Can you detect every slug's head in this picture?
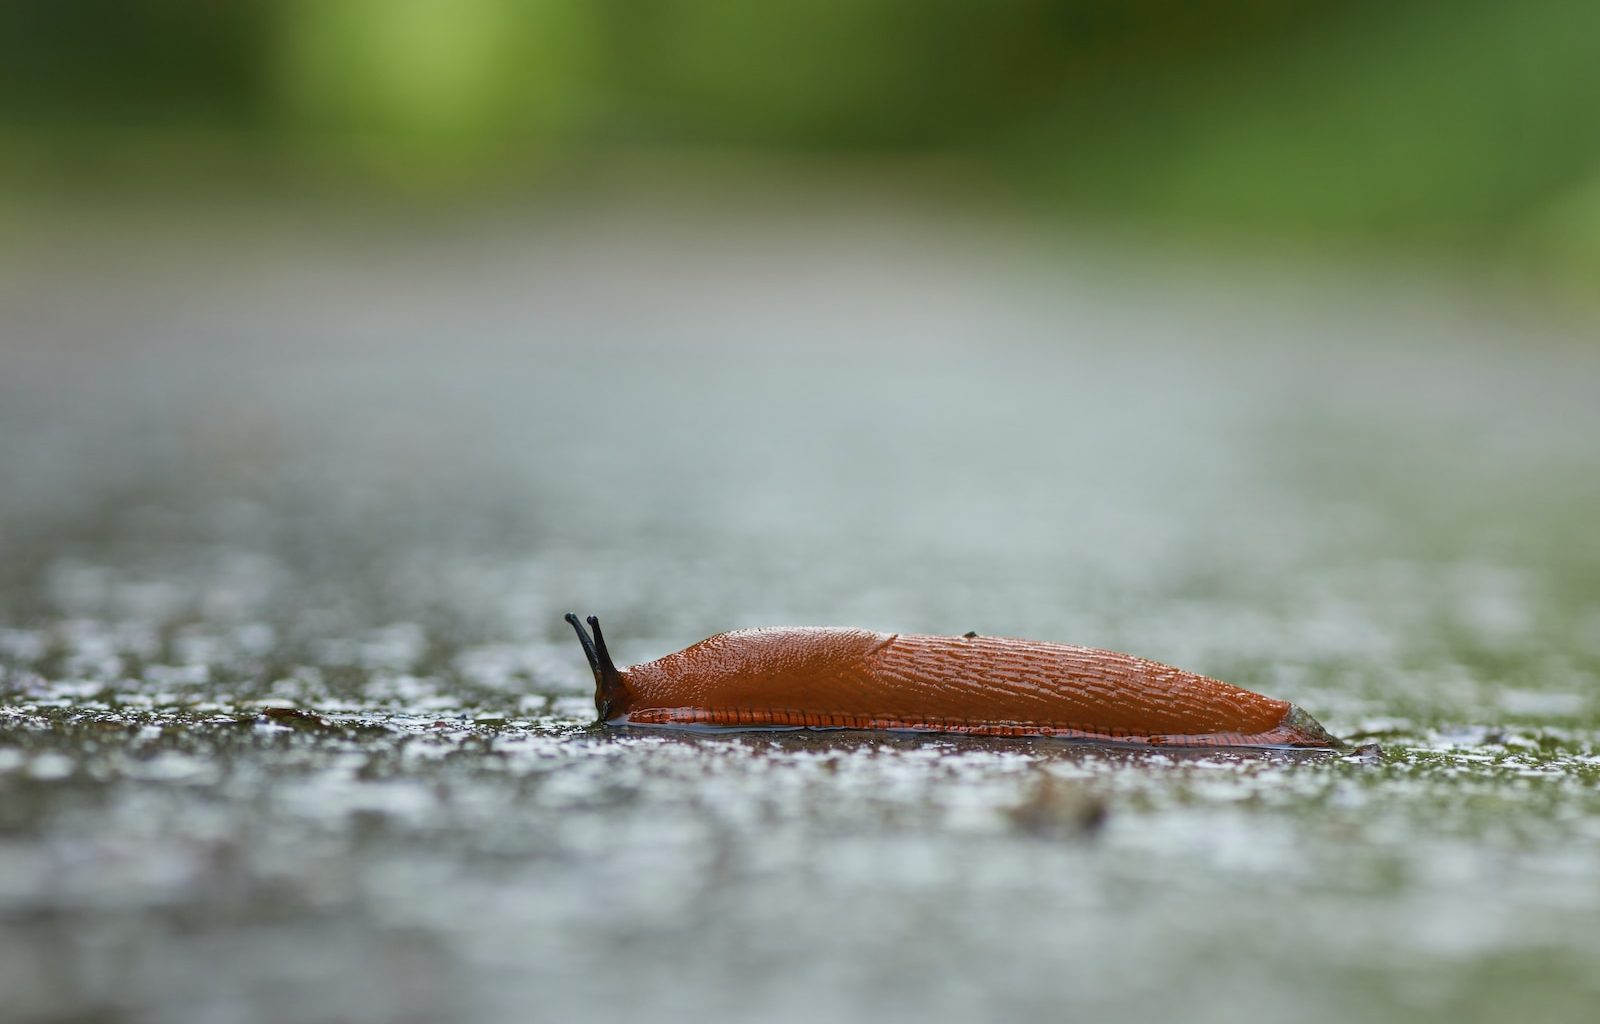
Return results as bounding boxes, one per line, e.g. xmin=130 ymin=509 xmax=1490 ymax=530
xmin=565 ymin=613 xmax=630 ymax=722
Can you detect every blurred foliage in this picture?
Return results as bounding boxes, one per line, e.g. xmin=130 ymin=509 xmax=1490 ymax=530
xmin=2 ymin=0 xmax=1599 ymax=271
xmin=275 ymin=0 xmax=597 ymax=173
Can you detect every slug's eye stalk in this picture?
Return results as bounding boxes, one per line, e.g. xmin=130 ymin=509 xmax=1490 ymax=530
xmin=565 ymin=612 xmax=628 ymax=722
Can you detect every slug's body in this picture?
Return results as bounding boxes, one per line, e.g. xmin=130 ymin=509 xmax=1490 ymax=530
xmin=565 ymin=615 xmax=1337 ymax=749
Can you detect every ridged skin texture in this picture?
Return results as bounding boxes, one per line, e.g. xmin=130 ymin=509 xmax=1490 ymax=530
xmin=613 ymin=628 xmax=1337 ymax=748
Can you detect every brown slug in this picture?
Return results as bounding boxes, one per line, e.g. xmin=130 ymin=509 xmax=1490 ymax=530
xmin=564 ymin=614 xmax=1337 ymax=748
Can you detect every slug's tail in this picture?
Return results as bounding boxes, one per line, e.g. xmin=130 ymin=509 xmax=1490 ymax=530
xmin=565 ymin=612 xmax=629 ymax=722
xmin=1279 ymin=703 xmax=1343 ymax=748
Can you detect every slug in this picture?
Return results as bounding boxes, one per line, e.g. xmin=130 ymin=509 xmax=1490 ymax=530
xmin=563 ymin=614 xmax=1337 ymax=749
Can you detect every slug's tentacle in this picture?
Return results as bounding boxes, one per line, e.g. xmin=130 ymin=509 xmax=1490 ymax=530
xmin=564 ymin=613 xmax=600 ymax=676
xmin=564 ymin=612 xmax=629 ymax=720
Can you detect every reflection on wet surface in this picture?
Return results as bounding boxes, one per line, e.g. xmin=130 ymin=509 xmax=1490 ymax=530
xmin=3 ymin=202 xmax=1600 ymax=1022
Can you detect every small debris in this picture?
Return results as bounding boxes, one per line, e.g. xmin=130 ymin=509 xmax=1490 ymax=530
xmin=260 ymin=706 xmax=336 ymax=730
xmin=1348 ymin=742 xmax=1384 ymax=766
xmin=1006 ymin=773 xmax=1108 ymax=840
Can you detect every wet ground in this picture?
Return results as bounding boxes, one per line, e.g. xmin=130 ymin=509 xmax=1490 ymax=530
xmin=4 ymin=196 xmax=1600 ymax=1022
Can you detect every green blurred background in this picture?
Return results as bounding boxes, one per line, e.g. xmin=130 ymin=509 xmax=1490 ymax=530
xmin=4 ymin=0 xmax=1600 ymax=285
